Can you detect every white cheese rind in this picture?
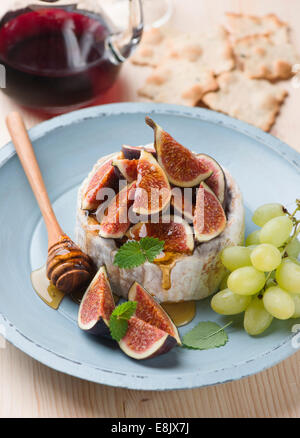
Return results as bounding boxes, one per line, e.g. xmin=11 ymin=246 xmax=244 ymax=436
xmin=76 ymin=152 xmax=245 ymax=302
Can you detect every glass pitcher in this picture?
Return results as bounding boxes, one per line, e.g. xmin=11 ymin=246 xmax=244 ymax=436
xmin=0 ymin=0 xmax=143 ymax=113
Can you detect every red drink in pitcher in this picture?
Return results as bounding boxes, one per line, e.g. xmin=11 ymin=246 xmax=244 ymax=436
xmin=0 ymin=2 xmax=143 ymax=113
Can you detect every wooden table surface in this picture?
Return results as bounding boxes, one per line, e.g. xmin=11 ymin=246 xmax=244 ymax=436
xmin=0 ymin=0 xmax=299 ymax=418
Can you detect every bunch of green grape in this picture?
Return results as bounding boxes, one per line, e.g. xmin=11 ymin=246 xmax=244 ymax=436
xmin=211 ymin=202 xmax=300 ymax=336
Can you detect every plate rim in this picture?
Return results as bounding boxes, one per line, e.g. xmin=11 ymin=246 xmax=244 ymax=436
xmin=1 ymin=102 xmax=299 ymax=391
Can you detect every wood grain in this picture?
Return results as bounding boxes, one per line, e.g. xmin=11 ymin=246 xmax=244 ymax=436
xmin=0 ymin=0 xmax=299 ymax=418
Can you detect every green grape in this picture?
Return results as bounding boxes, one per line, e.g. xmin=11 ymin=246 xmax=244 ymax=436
xmin=291 ymin=294 xmax=300 ymax=318
xmin=259 ymin=216 xmax=293 ymax=247
xmin=221 ymin=246 xmax=252 ymax=271
xmin=252 ymin=203 xmax=285 ymax=227
xmin=227 ymin=267 xmax=266 ymax=296
xmin=263 ymin=286 xmax=295 ymax=320
xmin=247 ymin=245 xmax=258 ymax=250
xmin=244 ymin=297 xmax=273 ymax=336
xmin=219 ymin=272 xmax=230 ymax=290
xmin=211 ymin=289 xmax=251 ymax=315
xmin=245 ymin=230 xmax=261 ymax=246
xmin=276 ymin=258 xmax=300 ymax=294
xmin=285 ymin=238 xmax=300 ymax=259
xmin=250 ymin=244 xmax=282 ymax=272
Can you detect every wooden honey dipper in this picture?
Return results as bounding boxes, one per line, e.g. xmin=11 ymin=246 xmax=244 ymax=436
xmin=6 ymin=112 xmax=95 ymax=294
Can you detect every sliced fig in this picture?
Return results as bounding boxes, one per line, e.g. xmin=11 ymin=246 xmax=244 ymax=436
xmin=126 ymin=215 xmax=194 ymax=254
xmin=171 ymin=187 xmax=195 ymax=223
xmin=112 ymin=159 xmax=138 ymax=183
xmin=100 ymin=182 xmax=136 ymax=239
xmin=82 ymin=159 xmax=118 ymax=211
xmin=119 ymin=316 xmax=177 ymax=360
xmin=122 ymin=144 xmax=156 ymax=160
xmin=128 ymin=282 xmax=181 ymax=345
xmin=78 ymin=266 xmax=115 ymax=336
xmin=146 ymin=117 xmax=212 ymax=187
xmin=197 ymin=153 xmax=227 ymax=206
xmin=133 ymin=150 xmax=171 ymax=215
xmin=193 ymin=182 xmax=227 ymax=242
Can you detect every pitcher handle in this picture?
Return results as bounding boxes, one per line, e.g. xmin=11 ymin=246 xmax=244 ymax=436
xmin=107 ymin=0 xmax=143 ymax=63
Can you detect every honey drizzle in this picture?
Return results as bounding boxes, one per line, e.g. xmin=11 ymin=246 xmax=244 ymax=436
xmin=31 ymin=265 xmax=65 ymax=309
xmin=153 ymin=252 xmax=184 ymax=290
xmin=161 ymin=301 xmax=196 ymax=327
xmin=153 ymin=252 xmax=196 ymax=326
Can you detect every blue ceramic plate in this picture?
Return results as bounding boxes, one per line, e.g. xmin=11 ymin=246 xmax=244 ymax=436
xmin=0 ymin=103 xmax=299 ymax=390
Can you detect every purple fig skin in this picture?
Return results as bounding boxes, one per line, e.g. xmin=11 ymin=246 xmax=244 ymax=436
xmin=82 ymin=318 xmax=111 ymax=338
xmin=146 ymin=334 xmax=177 ymax=359
xmin=120 ymin=331 xmax=177 ymax=360
xmin=113 ymin=165 xmax=125 ymax=182
xmin=224 ymin=182 xmax=231 ymax=216
xmin=196 ymin=153 xmax=227 ymax=207
xmin=223 ymin=176 xmax=228 ymax=211
xmin=122 ymin=144 xmax=157 ymax=160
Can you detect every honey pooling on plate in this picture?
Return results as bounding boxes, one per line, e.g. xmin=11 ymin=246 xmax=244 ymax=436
xmin=161 ymin=301 xmax=196 ymax=327
xmin=31 ymin=265 xmax=65 ymax=309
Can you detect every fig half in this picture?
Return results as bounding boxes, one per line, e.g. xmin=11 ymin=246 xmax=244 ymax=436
xmin=193 ymin=182 xmax=227 ymax=242
xmin=78 ymin=266 xmax=115 ymax=336
xmin=122 ymin=144 xmax=156 ymax=160
xmin=119 ymin=316 xmax=177 ymax=360
xmin=197 ymin=153 xmax=227 ymax=206
xmin=128 ymin=281 xmax=181 ymax=345
xmin=99 ymin=182 xmax=136 ymax=239
xmin=82 ymin=159 xmax=118 ymax=211
xmin=112 ymin=159 xmax=138 ymax=183
xmin=133 ymin=150 xmax=171 ymax=215
xmin=126 ymin=215 xmax=194 ymax=254
xmin=146 ymin=117 xmax=212 ymax=187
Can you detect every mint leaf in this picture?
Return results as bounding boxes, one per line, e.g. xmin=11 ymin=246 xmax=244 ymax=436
xmin=109 ymin=315 xmax=129 ymax=342
xmin=140 ymin=237 xmax=165 ymax=262
xmin=109 ymin=301 xmax=137 ymax=342
xmin=182 ymin=321 xmax=231 ymax=350
xmin=114 ymin=237 xmax=164 ymax=269
xmin=112 ymin=301 xmax=137 ymax=319
xmin=114 ymin=240 xmax=146 ymax=269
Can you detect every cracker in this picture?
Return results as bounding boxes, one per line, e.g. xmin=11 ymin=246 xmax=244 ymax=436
xmin=131 ymin=28 xmax=171 ymax=67
xmin=166 ymin=27 xmax=235 ymax=75
xmin=202 ymin=70 xmax=287 ymax=131
xmin=225 ymin=12 xmax=289 ymax=43
xmin=234 ymin=34 xmax=300 ymax=80
xmin=132 ymin=27 xmax=235 ymax=74
xmin=138 ymin=59 xmax=218 ymax=106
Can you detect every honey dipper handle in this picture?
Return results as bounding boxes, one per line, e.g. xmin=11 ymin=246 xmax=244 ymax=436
xmin=6 ymin=112 xmax=63 ymax=248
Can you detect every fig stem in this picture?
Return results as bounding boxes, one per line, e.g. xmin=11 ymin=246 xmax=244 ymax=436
xmin=145 ymin=116 xmax=156 ymax=131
